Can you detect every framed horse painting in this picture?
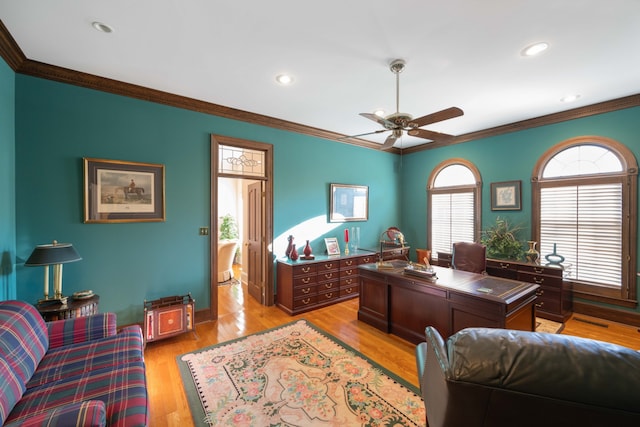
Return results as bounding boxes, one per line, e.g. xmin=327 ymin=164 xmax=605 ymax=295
xmin=83 ymin=158 xmax=165 ymax=223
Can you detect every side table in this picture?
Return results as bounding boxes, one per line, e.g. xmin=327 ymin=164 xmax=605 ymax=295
xmin=36 ymin=295 xmax=100 ymax=321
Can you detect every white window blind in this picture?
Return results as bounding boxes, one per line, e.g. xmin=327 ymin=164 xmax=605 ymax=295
xmin=540 ymin=183 xmax=622 ymax=287
xmin=431 ymin=191 xmax=475 ymax=258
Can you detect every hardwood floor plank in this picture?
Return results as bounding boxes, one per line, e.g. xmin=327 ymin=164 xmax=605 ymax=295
xmin=144 ymin=281 xmax=640 ymax=426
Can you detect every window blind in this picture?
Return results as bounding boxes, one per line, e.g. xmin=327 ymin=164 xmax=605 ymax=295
xmin=540 ymin=183 xmax=622 ymax=287
xmin=431 ymin=191 xmax=475 ymax=258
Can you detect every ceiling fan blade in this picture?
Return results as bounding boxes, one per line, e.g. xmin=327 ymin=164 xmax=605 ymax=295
xmin=407 ymin=107 xmax=464 ymax=128
xmin=380 ymin=130 xmax=401 ymax=150
xmin=339 ymin=129 xmax=389 ymax=140
xmin=407 ymin=128 xmax=455 ymax=143
xmin=359 ymin=112 xmax=399 ymax=130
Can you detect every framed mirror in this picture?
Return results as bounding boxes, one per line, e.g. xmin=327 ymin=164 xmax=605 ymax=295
xmin=329 ymin=183 xmax=368 ymax=222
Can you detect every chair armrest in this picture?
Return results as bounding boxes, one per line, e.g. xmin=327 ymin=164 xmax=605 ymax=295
xmin=47 ymin=313 xmax=117 ymax=349
xmin=3 ymin=400 xmax=106 ymax=427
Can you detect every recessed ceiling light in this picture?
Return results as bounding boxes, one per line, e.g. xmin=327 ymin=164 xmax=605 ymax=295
xmin=560 ymin=94 xmax=581 ymax=103
xmin=275 ymin=74 xmax=293 ymax=85
xmin=521 ymin=42 xmax=549 ymax=57
xmin=92 ymin=21 xmax=114 ymax=33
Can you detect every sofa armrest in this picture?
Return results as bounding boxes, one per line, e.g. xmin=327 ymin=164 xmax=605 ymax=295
xmin=47 ymin=313 xmax=117 ymax=349
xmin=4 ymin=400 xmax=106 ymax=427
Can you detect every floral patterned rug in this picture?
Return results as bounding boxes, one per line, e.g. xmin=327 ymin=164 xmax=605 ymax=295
xmin=177 ymin=319 xmax=425 ymax=426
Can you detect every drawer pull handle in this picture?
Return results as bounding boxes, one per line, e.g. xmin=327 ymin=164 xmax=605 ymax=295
xmin=324 ymin=273 xmax=333 ymax=279
xmin=534 ymin=277 xmax=544 ymax=284
xmin=302 ymin=277 xmax=311 ymax=284
xmin=536 ymin=289 xmax=544 ymax=296
xmin=535 ymin=302 xmax=544 ymax=308
xmin=325 ymin=283 xmax=333 ymax=289
xmin=363 ymin=257 xmax=371 ymax=262
xmin=346 ymin=269 xmax=354 ymax=275
xmin=302 ymin=298 xmax=311 ymax=305
xmin=325 ymin=293 xmax=333 ymax=299
xmin=324 ymin=263 xmax=334 ymax=269
xmin=500 ymin=263 xmax=510 ymax=269
xmin=345 ymin=260 xmax=354 ymax=266
xmin=345 ymin=279 xmax=353 ymax=285
xmin=534 ymin=267 xmax=544 ymax=274
xmin=302 ymin=266 xmax=311 ymax=273
xmin=345 ymin=288 xmax=353 ymax=294
xmin=302 ymin=287 xmax=310 ymax=294
xmin=168 ymin=319 xmax=174 ymax=325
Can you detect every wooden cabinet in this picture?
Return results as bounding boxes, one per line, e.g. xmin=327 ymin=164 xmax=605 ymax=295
xmin=486 ymin=259 xmax=571 ymax=323
xmin=143 ymin=294 xmax=195 ymax=343
xmin=36 ymin=295 xmax=99 ymax=321
xmin=277 ymin=251 xmax=376 ymax=315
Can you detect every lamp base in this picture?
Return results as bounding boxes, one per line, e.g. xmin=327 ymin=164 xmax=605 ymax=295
xmin=37 ymin=296 xmax=68 ymax=306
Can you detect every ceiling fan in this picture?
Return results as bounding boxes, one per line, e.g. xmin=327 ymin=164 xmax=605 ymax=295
xmin=347 ymin=59 xmax=464 ymax=150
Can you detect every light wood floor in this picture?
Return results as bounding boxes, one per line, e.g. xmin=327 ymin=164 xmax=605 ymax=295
xmin=144 ymin=280 xmax=640 ymax=427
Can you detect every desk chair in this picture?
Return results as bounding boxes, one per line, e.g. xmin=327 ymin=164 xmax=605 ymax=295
xmin=452 ymin=242 xmax=486 ymax=274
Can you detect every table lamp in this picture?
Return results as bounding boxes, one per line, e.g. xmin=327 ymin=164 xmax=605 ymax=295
xmin=25 ymin=240 xmax=82 ymax=305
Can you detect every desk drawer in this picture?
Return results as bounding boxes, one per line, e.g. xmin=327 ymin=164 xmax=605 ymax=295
xmin=317 ymin=290 xmax=339 ymax=302
xmin=340 ymin=258 xmax=358 ymax=268
xmin=318 ymin=271 xmax=339 ymax=282
xmin=293 ymin=295 xmax=318 ymax=309
xmin=293 ymin=275 xmax=317 ymax=287
xmin=292 ymin=264 xmax=317 ymax=276
xmin=318 ymin=281 xmax=339 ymax=292
xmin=518 ymin=272 xmax=562 ymax=289
xmin=293 ymin=285 xmax=317 ymax=298
xmin=358 ymin=255 xmax=376 ymax=264
xmin=318 ymin=260 xmax=339 ymax=272
xmin=340 ymin=276 xmax=358 ymax=288
xmin=341 ymin=267 xmax=358 ymax=277
xmin=340 ymin=285 xmax=358 ymax=297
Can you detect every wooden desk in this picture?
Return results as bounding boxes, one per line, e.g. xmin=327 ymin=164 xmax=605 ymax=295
xmin=358 ymin=262 xmax=539 ymax=344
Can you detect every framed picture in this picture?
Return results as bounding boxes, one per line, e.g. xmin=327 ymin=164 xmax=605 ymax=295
xmin=83 ymin=157 xmax=165 ymax=223
xmin=329 ymin=183 xmax=368 ymax=222
xmin=491 ymin=180 xmax=521 ymax=211
xmin=324 ymin=237 xmax=341 ymax=255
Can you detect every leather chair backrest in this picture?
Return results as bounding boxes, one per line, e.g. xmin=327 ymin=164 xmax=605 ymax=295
xmin=452 ymin=242 xmax=486 ymax=273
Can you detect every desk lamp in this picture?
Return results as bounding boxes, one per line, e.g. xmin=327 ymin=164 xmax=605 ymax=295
xmin=25 ymin=240 xmax=82 ymax=305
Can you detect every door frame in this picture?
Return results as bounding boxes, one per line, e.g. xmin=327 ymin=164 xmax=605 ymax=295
xmin=209 ymin=134 xmax=274 ymax=320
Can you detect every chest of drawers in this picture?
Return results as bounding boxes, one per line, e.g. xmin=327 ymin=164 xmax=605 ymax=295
xmin=276 ymin=251 xmax=376 ymax=315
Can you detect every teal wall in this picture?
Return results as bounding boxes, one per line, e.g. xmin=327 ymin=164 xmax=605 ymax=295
xmin=13 ymin=75 xmax=400 ymax=324
xmin=400 ymin=106 xmax=640 ymax=314
xmin=0 ymin=59 xmax=16 ymax=301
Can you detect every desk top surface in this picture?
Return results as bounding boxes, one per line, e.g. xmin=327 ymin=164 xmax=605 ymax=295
xmin=360 ymin=261 xmax=538 ymax=303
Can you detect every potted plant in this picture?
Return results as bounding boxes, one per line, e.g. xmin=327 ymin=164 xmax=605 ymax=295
xmin=481 ymin=216 xmax=525 ymax=260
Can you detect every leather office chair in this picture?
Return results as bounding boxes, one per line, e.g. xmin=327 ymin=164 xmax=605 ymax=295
xmin=451 ymin=242 xmax=486 ymax=274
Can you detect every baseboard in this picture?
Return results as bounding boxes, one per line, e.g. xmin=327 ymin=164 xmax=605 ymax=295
xmin=573 ymin=301 xmax=640 ymax=327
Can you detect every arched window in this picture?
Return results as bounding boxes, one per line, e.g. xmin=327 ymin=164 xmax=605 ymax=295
xmin=428 ymin=159 xmax=482 ymax=260
xmin=532 ymin=136 xmax=638 ymax=304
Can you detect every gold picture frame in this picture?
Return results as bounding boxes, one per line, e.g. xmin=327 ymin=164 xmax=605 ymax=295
xmin=329 ymin=183 xmax=369 ymax=222
xmin=83 ymin=157 xmax=166 ymax=223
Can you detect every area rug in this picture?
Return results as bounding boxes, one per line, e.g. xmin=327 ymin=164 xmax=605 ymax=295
xmin=177 ymin=319 xmax=425 ymax=426
xmin=535 ymin=317 xmax=564 ymax=334
xmin=217 ymin=277 xmax=239 ymax=286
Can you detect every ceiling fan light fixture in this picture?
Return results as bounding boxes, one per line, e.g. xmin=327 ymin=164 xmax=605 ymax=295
xmin=275 ymin=74 xmax=294 ymax=85
xmin=91 ymin=21 xmax=114 ymax=33
xmin=374 ymin=109 xmax=385 ymax=117
xmin=522 ymin=42 xmax=549 ymax=57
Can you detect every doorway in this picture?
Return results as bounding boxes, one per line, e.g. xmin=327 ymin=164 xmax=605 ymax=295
xmin=210 ymin=135 xmax=274 ymax=321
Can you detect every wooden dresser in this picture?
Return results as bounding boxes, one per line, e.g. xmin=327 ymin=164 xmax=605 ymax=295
xmin=276 ymin=250 xmax=376 ymax=315
xmin=437 ymin=252 xmax=571 ymax=322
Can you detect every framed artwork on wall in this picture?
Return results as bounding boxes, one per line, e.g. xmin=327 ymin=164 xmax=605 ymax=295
xmin=329 ymin=183 xmax=369 ymax=222
xmin=491 ymin=180 xmax=521 ymax=211
xmin=83 ymin=157 xmax=165 ymax=223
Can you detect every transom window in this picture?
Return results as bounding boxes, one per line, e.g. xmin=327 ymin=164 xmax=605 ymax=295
xmin=532 ymin=136 xmax=637 ymax=305
xmin=428 ymin=159 xmax=482 ymax=260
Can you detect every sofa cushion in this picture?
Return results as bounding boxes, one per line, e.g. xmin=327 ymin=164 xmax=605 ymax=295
xmin=27 ymin=326 xmax=144 ymax=389
xmin=3 ymin=400 xmax=106 ymax=427
xmin=0 ymin=301 xmax=48 ymax=383
xmin=448 ymin=327 xmax=640 ymax=412
xmin=6 ymin=361 xmax=148 ymax=427
xmin=47 ymin=313 xmax=117 ymax=349
xmin=0 ymin=355 xmax=26 ymax=426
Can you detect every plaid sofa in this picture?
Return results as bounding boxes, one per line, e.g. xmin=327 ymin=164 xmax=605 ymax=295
xmin=0 ymin=300 xmax=148 ymax=426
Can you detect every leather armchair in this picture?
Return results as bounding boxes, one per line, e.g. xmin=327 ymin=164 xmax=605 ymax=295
xmin=451 ymin=241 xmax=486 ymax=273
xmin=415 ymin=326 xmax=640 ymax=427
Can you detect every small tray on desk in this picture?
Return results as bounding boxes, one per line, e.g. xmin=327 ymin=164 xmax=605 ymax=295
xmin=403 ymin=264 xmax=437 ymax=280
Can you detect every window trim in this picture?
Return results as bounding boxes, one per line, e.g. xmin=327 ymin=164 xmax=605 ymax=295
xmin=427 ymin=158 xmax=482 ymax=258
xmin=531 ymin=135 xmax=638 ymax=305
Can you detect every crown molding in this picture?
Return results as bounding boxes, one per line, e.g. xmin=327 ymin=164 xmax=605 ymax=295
xmin=0 ymin=20 xmax=637 ymax=154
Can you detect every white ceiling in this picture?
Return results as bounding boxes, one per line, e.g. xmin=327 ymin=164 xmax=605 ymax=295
xmin=2 ymin=0 xmax=640 ymax=149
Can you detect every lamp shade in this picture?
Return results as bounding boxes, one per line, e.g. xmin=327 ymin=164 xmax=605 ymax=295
xmin=25 ymin=241 xmax=82 ymax=266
